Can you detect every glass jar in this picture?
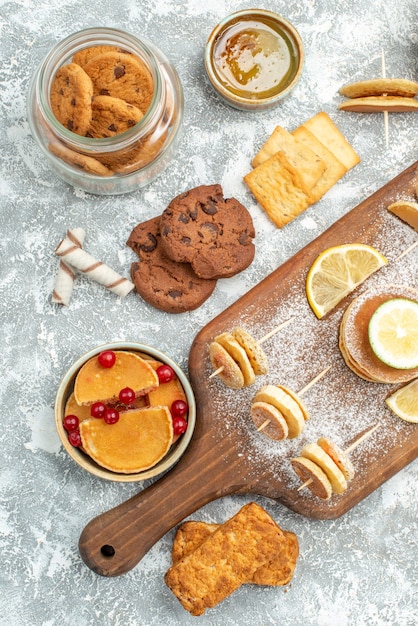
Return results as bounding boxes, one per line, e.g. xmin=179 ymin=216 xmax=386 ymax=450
xmin=27 ymin=27 xmax=184 ymax=195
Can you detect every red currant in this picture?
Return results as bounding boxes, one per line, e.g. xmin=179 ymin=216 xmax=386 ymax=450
xmin=156 ymin=364 xmax=175 ymax=384
xmin=172 ymin=416 xmax=187 ymax=436
xmin=171 ymin=399 xmax=188 ymax=418
xmin=63 ymin=414 xmax=79 ymax=432
xmin=104 ymin=407 xmax=119 ymax=424
xmin=90 ymin=401 xmax=106 ymax=418
xmin=98 ymin=350 xmax=116 ymax=368
xmin=68 ymin=429 xmax=82 ymax=447
xmin=119 ymin=387 xmax=135 ymax=404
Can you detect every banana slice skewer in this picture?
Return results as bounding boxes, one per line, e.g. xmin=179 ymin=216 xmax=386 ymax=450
xmin=291 ymin=424 xmax=379 ymax=500
xmin=251 ymin=365 xmax=331 ymax=441
xmin=208 ymin=317 xmax=294 ymax=388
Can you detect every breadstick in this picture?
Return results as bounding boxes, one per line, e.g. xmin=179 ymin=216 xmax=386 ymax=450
xmin=55 ymin=235 xmax=135 ymax=297
xmin=51 ymin=227 xmax=85 ymax=305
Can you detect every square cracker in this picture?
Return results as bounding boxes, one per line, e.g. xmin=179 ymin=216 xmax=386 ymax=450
xmin=252 ymin=125 xmax=327 ymax=190
xmin=244 ymin=151 xmax=313 ymax=228
xmin=302 ymin=111 xmax=360 ymax=170
xmin=164 ymin=502 xmax=286 ymax=616
xmin=292 ymin=125 xmax=347 ymax=203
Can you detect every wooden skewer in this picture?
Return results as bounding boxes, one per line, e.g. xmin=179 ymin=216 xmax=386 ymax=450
xmin=395 ymin=239 xmax=418 ymax=261
xmin=297 ymin=423 xmax=380 ymax=491
xmin=209 ymin=317 xmax=294 ymax=379
xmin=256 ymin=364 xmax=332 ymax=433
xmin=381 ymin=49 xmax=389 ymax=149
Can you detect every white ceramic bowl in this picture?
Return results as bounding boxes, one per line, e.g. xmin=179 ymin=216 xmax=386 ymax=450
xmin=55 ymin=341 xmax=196 ymax=482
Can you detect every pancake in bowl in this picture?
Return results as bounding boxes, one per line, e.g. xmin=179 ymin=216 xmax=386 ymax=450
xmin=74 ymin=350 xmax=158 ymax=405
xmin=79 ymin=406 xmax=174 ymax=473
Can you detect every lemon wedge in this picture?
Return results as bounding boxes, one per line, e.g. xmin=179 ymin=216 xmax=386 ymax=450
xmin=306 ymin=243 xmax=387 ymax=318
xmin=386 ymin=379 xmax=418 ymax=423
xmin=368 ymin=298 xmax=418 ymax=369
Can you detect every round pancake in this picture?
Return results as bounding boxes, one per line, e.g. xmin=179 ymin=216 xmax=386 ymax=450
xmin=300 ymin=443 xmax=348 ymax=494
xmin=250 ymin=401 xmax=289 ymax=440
xmin=79 ymin=406 xmax=173 ymax=473
xmin=209 ymin=341 xmax=245 ymax=389
xmin=291 ymin=457 xmax=332 ymax=500
xmin=74 ymin=351 xmax=159 ymax=405
xmin=340 ymin=285 xmax=418 ymax=384
xmin=317 ymin=437 xmax=355 ymax=481
xmin=214 ymin=332 xmax=256 ymax=386
xmin=232 ymin=327 xmax=269 ymax=375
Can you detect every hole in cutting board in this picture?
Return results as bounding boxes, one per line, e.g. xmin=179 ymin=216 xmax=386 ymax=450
xmin=101 ymin=544 xmax=116 ymax=558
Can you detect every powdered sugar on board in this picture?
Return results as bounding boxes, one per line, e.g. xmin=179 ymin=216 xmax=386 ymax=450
xmin=192 ymin=167 xmax=417 ymax=514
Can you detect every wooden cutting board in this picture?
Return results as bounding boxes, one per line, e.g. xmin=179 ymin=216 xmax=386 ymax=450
xmin=79 ymin=161 xmax=418 ymax=576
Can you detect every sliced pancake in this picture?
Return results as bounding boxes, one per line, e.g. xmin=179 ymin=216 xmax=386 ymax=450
xmin=79 ymin=406 xmax=173 ymax=473
xmin=291 ymin=456 xmax=332 ymax=500
xmin=250 ymin=401 xmax=289 ymax=440
xmin=65 ymin=392 xmax=93 ymax=422
xmin=209 ymin=341 xmax=245 ymax=389
xmin=74 ymin=351 xmax=159 ymax=405
xmin=254 ymin=385 xmax=305 ymax=438
xmin=214 ymin=332 xmax=256 ymax=386
xmin=232 ymin=327 xmax=269 ymax=375
xmin=317 ymin=437 xmax=355 ymax=481
xmin=300 ymin=443 xmax=347 ymax=494
xmin=145 ymin=359 xmax=188 ymax=442
xmin=340 ymin=285 xmax=418 ymax=384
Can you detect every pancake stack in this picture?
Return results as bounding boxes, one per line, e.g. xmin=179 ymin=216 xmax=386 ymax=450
xmin=339 ymin=284 xmax=418 ymax=383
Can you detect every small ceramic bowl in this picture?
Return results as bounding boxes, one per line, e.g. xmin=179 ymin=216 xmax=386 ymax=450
xmin=55 ymin=342 xmax=196 ymax=482
xmin=205 ymin=9 xmax=304 ymax=111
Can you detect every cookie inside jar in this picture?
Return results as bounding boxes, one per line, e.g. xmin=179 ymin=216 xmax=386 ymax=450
xmin=27 ymin=27 xmax=183 ymax=194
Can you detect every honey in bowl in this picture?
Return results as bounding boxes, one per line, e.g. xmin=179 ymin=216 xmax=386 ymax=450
xmin=205 ymin=10 xmax=304 ymax=110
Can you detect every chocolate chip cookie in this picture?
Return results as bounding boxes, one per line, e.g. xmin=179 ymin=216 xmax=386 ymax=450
xmin=83 ymin=51 xmax=154 ymax=114
xmin=86 ymin=95 xmax=143 ymax=138
xmin=127 ymin=217 xmax=217 ymax=313
xmin=50 ymin=63 xmax=93 ymax=135
xmin=159 ymin=184 xmax=255 ymax=279
xmin=72 ymin=45 xmax=131 ymax=69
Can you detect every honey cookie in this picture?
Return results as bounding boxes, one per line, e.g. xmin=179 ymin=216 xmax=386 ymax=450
xmin=127 ymin=217 xmax=217 ymax=313
xmin=86 ymin=95 xmax=143 ymax=138
xmin=48 ymin=142 xmax=113 ymax=177
xmin=159 ymin=184 xmax=255 ymax=279
xmin=83 ymin=51 xmax=154 ymax=114
xmin=50 ymin=62 xmax=94 ymax=135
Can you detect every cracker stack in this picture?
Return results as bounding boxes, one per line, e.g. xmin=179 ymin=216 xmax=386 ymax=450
xmin=164 ymin=502 xmax=299 ymax=616
xmin=244 ymin=112 xmax=360 ymax=228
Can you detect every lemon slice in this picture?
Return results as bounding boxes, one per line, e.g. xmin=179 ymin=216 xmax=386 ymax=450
xmin=368 ymin=298 xmax=418 ymax=369
xmin=386 ymin=379 xmax=418 ymax=423
xmin=306 ymin=243 xmax=387 ymax=318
